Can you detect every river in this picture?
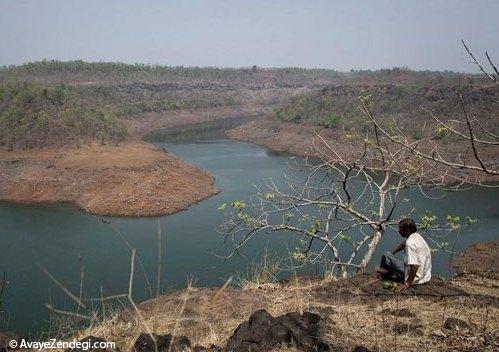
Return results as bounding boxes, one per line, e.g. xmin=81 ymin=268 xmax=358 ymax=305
xmin=0 ymin=116 xmax=498 ymax=335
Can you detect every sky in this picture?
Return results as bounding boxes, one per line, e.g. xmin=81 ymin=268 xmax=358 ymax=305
xmin=0 ymin=0 xmax=498 ymax=72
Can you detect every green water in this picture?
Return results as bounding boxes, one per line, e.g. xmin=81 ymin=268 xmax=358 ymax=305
xmin=0 ymin=117 xmax=498 ymax=336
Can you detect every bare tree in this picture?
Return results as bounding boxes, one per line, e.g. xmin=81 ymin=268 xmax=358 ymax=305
xmin=219 ymin=42 xmax=498 ymax=277
xmin=220 ymin=110 xmax=469 ymax=277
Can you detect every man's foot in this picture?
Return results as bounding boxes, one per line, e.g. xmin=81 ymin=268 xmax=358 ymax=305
xmin=376 ymin=267 xmax=388 ymax=274
xmin=376 ymin=267 xmax=388 ymax=279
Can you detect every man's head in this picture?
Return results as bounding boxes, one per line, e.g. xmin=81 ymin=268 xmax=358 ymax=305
xmin=398 ymin=218 xmax=417 ymax=238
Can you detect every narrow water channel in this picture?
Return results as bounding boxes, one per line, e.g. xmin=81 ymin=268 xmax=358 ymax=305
xmin=1 ymin=116 xmax=498 ymax=335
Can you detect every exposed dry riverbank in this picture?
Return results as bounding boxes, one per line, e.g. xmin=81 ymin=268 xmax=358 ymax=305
xmin=0 ymin=141 xmax=218 ymax=217
xmin=227 ymin=118 xmax=345 ymax=157
xmin=0 ymin=105 xmax=264 ymax=216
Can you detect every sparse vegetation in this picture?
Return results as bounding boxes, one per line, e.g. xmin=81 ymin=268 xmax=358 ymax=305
xmin=1 ymin=60 xmax=496 ymax=149
xmin=1 ymin=48 xmax=498 ymax=352
xmin=0 ymin=79 xmax=237 ymax=149
xmin=0 ymin=82 xmax=127 ymax=149
xmin=42 ymin=261 xmax=499 ymax=352
xmin=272 ymin=84 xmax=499 ymax=140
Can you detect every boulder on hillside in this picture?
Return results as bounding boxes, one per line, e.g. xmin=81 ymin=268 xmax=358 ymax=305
xmin=133 ymin=333 xmax=191 ymax=352
xmin=226 ymin=309 xmax=330 ymax=352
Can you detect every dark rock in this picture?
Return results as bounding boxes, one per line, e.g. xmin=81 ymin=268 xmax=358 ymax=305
xmin=392 ymin=323 xmax=423 ymax=336
xmin=133 ymin=333 xmax=191 ymax=352
xmin=353 ymin=347 xmax=370 ymax=352
xmin=443 ymin=318 xmax=468 ymax=330
xmin=226 ymin=309 xmax=329 ymax=352
xmin=67 ymin=336 xmax=118 ymax=352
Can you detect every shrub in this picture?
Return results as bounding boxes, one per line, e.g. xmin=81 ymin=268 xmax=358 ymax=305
xmin=319 ymin=114 xmax=342 ymax=128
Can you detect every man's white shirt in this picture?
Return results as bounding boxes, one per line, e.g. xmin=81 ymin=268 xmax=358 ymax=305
xmin=405 ymin=232 xmax=432 ymax=284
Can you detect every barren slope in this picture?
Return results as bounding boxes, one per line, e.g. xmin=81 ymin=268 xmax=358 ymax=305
xmin=0 ymin=141 xmax=218 ymax=216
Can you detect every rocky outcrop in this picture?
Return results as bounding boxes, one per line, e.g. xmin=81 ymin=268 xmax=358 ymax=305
xmin=225 ymin=309 xmax=330 ymax=352
xmin=129 ymin=309 xmax=330 ymax=352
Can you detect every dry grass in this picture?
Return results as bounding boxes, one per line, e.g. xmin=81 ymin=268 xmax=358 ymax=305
xmin=55 ymin=272 xmax=496 ymax=352
xmin=39 ymin=237 xmax=498 ymax=352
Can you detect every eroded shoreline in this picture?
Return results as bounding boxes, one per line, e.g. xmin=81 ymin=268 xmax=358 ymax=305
xmin=227 ymin=118 xmax=499 ymax=185
xmin=0 ymin=105 xmax=264 ymax=217
xmin=0 ymin=141 xmax=219 ymax=217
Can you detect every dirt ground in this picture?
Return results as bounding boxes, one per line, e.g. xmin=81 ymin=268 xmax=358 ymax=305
xmin=452 ymin=241 xmax=498 ymax=279
xmin=73 ymin=241 xmax=499 ymax=352
xmin=0 ymin=141 xmax=218 ymax=217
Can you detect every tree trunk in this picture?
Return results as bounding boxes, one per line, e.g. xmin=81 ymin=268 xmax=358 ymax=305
xmin=357 ymin=229 xmax=383 ymax=273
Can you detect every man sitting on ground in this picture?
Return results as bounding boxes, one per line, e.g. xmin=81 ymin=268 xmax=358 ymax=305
xmin=379 ymin=218 xmax=432 ymax=290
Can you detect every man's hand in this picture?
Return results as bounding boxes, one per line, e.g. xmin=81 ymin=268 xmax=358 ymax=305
xmin=401 ymin=264 xmax=419 ymax=292
xmin=399 ymin=282 xmax=411 ymax=292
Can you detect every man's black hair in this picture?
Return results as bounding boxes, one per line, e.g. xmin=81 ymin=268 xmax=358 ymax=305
xmin=398 ymin=218 xmax=417 ymax=235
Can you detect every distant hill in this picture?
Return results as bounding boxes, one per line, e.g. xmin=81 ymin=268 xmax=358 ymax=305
xmin=0 ymin=60 xmax=493 ymax=149
xmin=0 ymin=60 xmax=485 ymax=86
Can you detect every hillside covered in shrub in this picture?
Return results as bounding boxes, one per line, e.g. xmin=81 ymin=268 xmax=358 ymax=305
xmin=272 ymin=83 xmax=499 ymax=139
xmin=0 ymin=61 xmax=494 ymax=149
xmin=0 ymin=82 xmax=128 ymax=149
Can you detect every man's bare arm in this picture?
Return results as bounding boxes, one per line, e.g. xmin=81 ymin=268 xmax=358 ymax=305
xmin=392 ymin=242 xmax=405 ymax=254
xmin=405 ymin=264 xmax=419 ymax=287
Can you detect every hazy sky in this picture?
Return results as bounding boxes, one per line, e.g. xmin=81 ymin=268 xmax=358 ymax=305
xmin=1 ymin=0 xmax=498 ymax=72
